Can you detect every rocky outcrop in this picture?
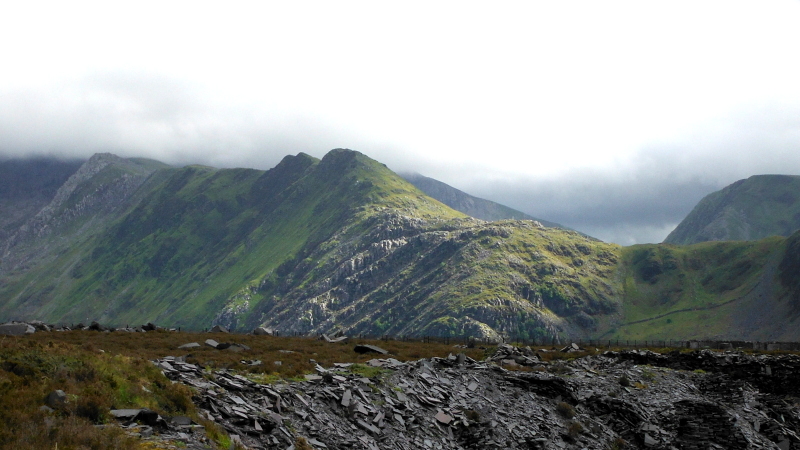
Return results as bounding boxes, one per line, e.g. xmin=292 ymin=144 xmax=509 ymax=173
xmin=147 ymin=348 xmax=800 ymax=449
xmin=238 ymin=210 xmax=615 ymax=340
xmin=1 ymin=153 xmax=164 ymax=274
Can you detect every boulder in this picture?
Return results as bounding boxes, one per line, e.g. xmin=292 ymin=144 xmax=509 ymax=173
xmin=28 ymin=321 xmax=51 ymax=332
xmin=45 ymin=390 xmax=67 ymax=408
xmin=0 ymin=322 xmax=35 ymax=336
xmin=253 ymin=327 xmax=274 ymax=336
xmin=178 ymin=342 xmax=201 ymax=349
xmin=210 ymin=325 xmax=229 ymax=333
xmin=88 ymin=321 xmax=107 ymax=331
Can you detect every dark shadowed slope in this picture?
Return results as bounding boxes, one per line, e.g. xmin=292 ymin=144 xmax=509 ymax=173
xmin=664 ymin=174 xmax=800 ymax=245
xmin=0 ymin=157 xmax=83 ymax=244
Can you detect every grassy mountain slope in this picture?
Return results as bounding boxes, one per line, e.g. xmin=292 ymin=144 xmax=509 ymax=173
xmin=401 ymin=172 xmax=564 ymax=227
xmin=0 ymin=150 xmax=624 ymax=340
xmin=664 ymin=174 xmax=800 ymax=245
xmin=607 ymin=234 xmax=800 ymax=341
xmin=2 ymin=150 xmax=800 ymax=341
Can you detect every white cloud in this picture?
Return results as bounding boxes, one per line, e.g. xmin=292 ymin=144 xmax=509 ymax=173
xmin=1 ymin=1 xmax=800 ymax=243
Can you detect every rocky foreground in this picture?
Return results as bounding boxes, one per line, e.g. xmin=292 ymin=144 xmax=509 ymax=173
xmin=117 ymin=345 xmax=800 ymax=449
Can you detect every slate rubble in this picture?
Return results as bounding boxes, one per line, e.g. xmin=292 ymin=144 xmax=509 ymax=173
xmin=138 ymin=345 xmax=800 ymax=449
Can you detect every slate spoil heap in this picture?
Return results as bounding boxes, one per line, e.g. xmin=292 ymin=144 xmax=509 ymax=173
xmin=140 ymin=346 xmax=800 ymax=450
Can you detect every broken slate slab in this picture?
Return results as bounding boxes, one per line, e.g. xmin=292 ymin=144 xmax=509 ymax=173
xmin=209 ymin=325 xmax=229 ymax=333
xmin=341 ymin=389 xmax=353 ymax=407
xmin=323 ymin=334 xmax=349 ymax=343
xmin=435 ymin=411 xmax=453 ymax=425
xmin=178 ymin=342 xmax=201 ymax=349
xmin=205 ymin=339 xmax=220 ymax=349
xmin=354 ymin=344 xmax=388 ymax=355
xmin=110 ymin=409 xmax=142 ymax=420
xmin=171 ymin=415 xmax=192 ymax=426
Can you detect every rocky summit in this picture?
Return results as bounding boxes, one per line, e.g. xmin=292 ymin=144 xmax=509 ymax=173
xmin=136 ymin=346 xmax=800 ymax=449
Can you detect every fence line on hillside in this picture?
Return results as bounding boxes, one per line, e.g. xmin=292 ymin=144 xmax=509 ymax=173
xmin=268 ymin=330 xmax=800 ymax=352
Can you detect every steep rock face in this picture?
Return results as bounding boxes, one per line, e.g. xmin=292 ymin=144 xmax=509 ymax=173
xmin=0 ymin=157 xmax=83 ymax=246
xmin=0 ymin=154 xmax=166 ymax=275
xmin=220 ymin=211 xmax=620 ymax=341
xmin=664 ymin=175 xmax=800 ymax=244
xmin=401 ymin=172 xmax=564 ymax=227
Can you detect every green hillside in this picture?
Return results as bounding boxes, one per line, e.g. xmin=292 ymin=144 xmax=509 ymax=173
xmin=664 ymin=174 xmax=800 ymax=245
xmin=605 ymin=233 xmax=800 ymax=341
xmin=2 ymin=150 xmax=800 ymax=341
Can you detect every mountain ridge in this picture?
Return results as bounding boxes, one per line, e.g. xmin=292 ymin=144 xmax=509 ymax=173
xmin=1 ymin=150 xmax=799 ymax=342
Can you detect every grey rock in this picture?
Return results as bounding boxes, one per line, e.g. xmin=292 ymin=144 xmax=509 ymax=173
xmin=0 ymin=322 xmax=35 ymax=336
xmin=435 ymin=411 xmax=453 ymax=425
xmin=171 ymin=415 xmax=192 ymax=426
xmin=341 ymin=389 xmax=352 ymax=407
xmin=322 ymin=334 xmax=349 ymax=343
xmin=110 ymin=409 xmax=141 ymax=420
xmin=204 ymin=339 xmax=219 ymax=349
xmin=178 ymin=342 xmax=201 ymax=349
xmin=354 ymin=344 xmax=388 ymax=355
xmin=45 ymin=389 xmax=67 ymax=408
xmin=253 ymin=327 xmax=274 ymax=336
xmin=209 ymin=325 xmax=229 ymax=333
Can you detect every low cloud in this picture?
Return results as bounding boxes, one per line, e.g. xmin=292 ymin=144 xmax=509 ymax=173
xmin=450 ymin=104 xmax=800 ymax=244
xmin=2 ymin=75 xmax=799 ymax=245
xmin=0 ymin=72 xmax=371 ymax=169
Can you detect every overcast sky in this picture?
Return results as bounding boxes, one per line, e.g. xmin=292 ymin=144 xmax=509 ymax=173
xmin=2 ymin=1 xmax=800 ymax=244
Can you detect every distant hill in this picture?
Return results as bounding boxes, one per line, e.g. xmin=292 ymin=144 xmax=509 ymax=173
xmin=401 ymin=172 xmax=564 ymax=227
xmin=664 ymin=175 xmax=800 ymax=245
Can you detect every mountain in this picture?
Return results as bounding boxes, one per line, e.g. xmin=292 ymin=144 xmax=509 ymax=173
xmin=664 ymin=174 xmax=800 ymax=245
xmin=0 ymin=150 xmax=619 ymax=339
xmin=0 ymin=157 xmax=83 ymax=244
xmin=401 ymin=172 xmax=564 ymax=227
xmin=1 ymin=150 xmax=799 ymax=341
